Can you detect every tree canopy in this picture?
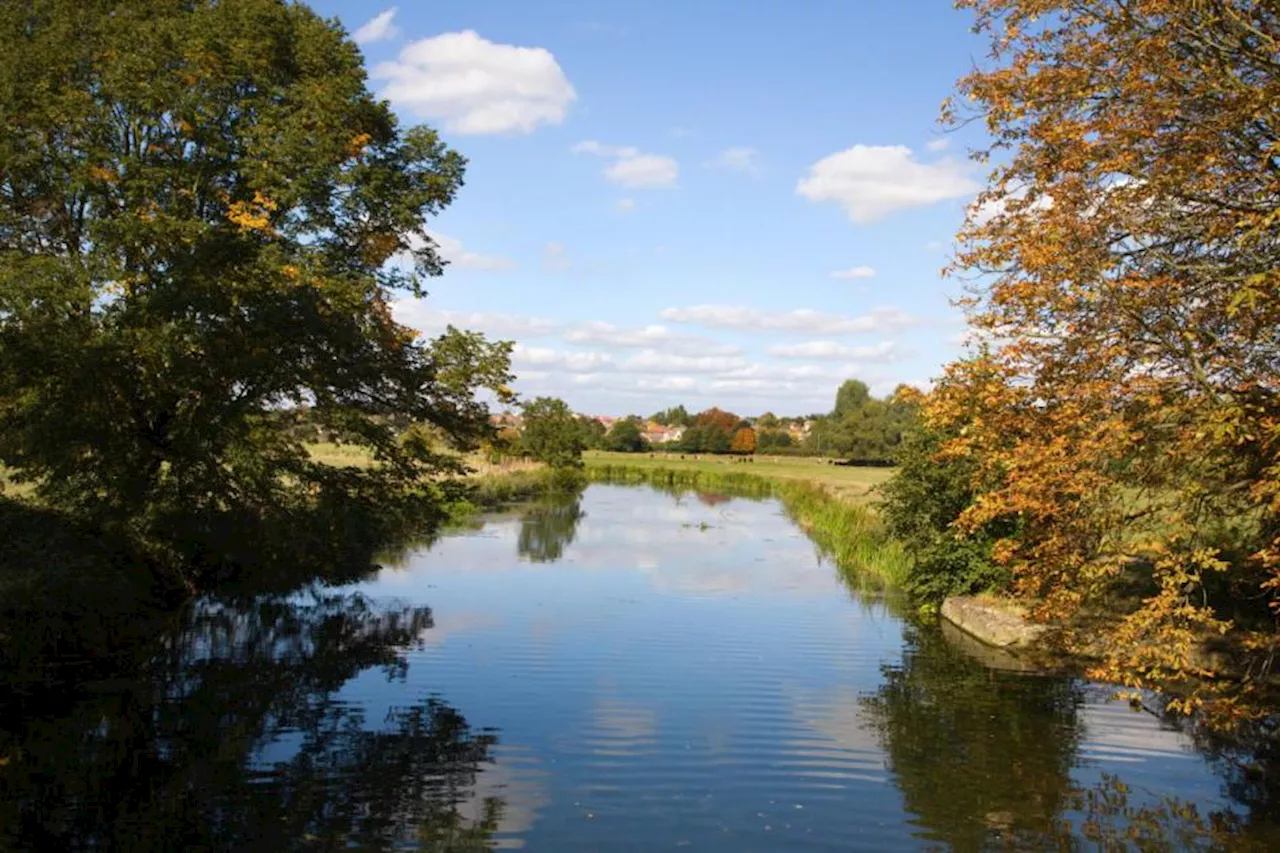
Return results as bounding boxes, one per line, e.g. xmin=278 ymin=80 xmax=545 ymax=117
xmin=519 ymin=397 xmax=585 ymax=470
xmin=0 ymin=0 xmax=512 ymax=552
xmin=899 ymin=0 xmax=1280 ymax=718
xmin=604 ymin=417 xmax=649 ymax=453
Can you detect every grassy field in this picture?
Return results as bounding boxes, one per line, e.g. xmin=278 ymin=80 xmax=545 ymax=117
xmin=584 ymin=450 xmax=893 ymax=505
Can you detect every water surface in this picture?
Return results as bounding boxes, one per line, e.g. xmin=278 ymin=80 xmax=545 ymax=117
xmin=2 ymin=484 xmax=1275 ymax=850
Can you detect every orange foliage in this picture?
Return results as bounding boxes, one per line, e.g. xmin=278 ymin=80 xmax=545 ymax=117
xmin=935 ymin=0 xmax=1280 ymax=720
xmin=730 ymin=427 xmax=756 ymax=455
xmin=694 ymin=407 xmax=740 ymax=433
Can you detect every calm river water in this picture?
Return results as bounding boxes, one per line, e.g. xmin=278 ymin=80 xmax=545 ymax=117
xmin=2 ymin=484 xmax=1277 ymax=850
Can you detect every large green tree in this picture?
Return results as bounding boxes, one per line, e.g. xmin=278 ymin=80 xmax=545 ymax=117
xmin=604 ymin=417 xmax=648 ymax=453
xmin=0 ymin=1 xmax=512 ymax=535
xmin=519 ymin=397 xmax=585 ymax=470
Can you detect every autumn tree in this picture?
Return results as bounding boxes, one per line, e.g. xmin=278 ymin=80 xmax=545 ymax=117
xmin=729 ymin=427 xmax=757 ymax=455
xmin=933 ymin=0 xmax=1280 ymax=715
xmin=680 ymin=408 xmax=741 ymax=453
xmin=0 ymin=0 xmax=512 ymax=559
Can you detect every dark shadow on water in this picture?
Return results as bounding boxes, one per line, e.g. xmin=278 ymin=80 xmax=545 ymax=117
xmin=0 ymin=586 xmax=505 ymax=851
xmin=862 ymin=619 xmax=1280 ymax=850
xmin=0 ymin=489 xmax=521 ymax=850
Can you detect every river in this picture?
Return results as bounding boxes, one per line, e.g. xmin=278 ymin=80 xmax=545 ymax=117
xmin=1 ymin=483 xmax=1276 ymax=850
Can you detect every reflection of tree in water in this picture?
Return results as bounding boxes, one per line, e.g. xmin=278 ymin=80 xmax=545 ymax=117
xmin=863 ymin=621 xmax=1280 ymax=850
xmin=860 ymin=620 xmax=1087 ymax=849
xmin=517 ymin=495 xmax=585 ymax=563
xmin=0 ymin=588 xmax=506 ymax=851
xmin=1179 ymin=715 xmax=1280 ymax=843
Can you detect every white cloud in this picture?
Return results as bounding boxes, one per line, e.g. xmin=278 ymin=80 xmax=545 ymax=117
xmin=562 ymin=322 xmax=740 ymax=356
xmin=637 ymin=376 xmax=698 ymax=391
xmin=620 ymin=350 xmax=748 ymax=374
xmin=513 ymin=345 xmax=613 ymax=372
xmin=705 ymin=146 xmax=760 ymax=175
xmin=968 ymin=185 xmax=1054 ymax=227
xmin=573 ymin=141 xmax=679 ymax=189
xmin=614 ymin=197 xmax=636 ymax=213
xmin=420 ymin=230 xmax=514 ymax=271
xmin=925 ymin=138 xmax=950 ymax=152
xmin=372 ymin=31 xmax=575 ymax=134
xmin=542 ymin=241 xmax=572 ymax=271
xmin=796 ymin=144 xmax=980 ymax=223
xmin=353 ymin=8 xmax=399 ymax=45
xmin=830 ymin=266 xmax=876 ymax=280
xmin=767 ymin=340 xmax=902 ymax=361
xmin=660 ymin=305 xmax=916 ymax=336
xmin=391 ymin=302 xmax=559 ymax=339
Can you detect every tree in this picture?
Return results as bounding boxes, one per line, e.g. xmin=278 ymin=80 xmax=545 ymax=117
xmin=604 ymin=417 xmax=649 ymax=453
xmin=679 ymin=408 xmax=740 ymax=454
xmin=519 ymin=397 xmax=585 ymax=469
xmin=650 ymin=405 xmax=691 ymax=428
xmin=879 ymin=375 xmax=1014 ymax=603
xmin=937 ymin=0 xmax=1280 ymax=715
xmin=729 ymin=427 xmax=757 ymax=455
xmin=0 ymin=0 xmax=512 ymax=552
xmin=576 ymin=416 xmax=607 ymax=450
xmin=833 ymin=379 xmax=871 ymax=419
xmin=756 ymin=412 xmax=779 ymax=430
xmin=757 ymin=430 xmax=794 ymax=451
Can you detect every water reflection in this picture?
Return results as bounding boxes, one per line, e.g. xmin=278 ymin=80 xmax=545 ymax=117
xmin=3 ymin=484 xmax=1279 ymax=851
xmin=863 ymin=618 xmax=1279 ymax=850
xmin=862 ymin=620 xmax=1084 ymax=848
xmin=0 ymin=588 xmax=505 ymax=851
xmin=516 ymin=495 xmax=585 ymax=563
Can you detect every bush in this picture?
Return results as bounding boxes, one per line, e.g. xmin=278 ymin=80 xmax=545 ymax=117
xmin=878 ymin=418 xmax=1015 ymax=604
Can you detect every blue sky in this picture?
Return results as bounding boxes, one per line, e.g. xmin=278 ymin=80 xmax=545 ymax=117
xmin=313 ymin=0 xmax=990 ymax=416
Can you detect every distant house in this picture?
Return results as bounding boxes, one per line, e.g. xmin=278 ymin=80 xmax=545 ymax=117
xmin=786 ymin=420 xmax=812 ymax=440
xmin=593 ymin=415 xmax=618 ymax=430
xmin=490 ymin=412 xmax=523 ymax=431
xmin=643 ymin=423 xmax=684 ymax=444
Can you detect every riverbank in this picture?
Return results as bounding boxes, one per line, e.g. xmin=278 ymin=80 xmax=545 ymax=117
xmin=584 ymin=450 xmax=892 ymax=504
xmin=586 ymin=458 xmax=909 ymax=586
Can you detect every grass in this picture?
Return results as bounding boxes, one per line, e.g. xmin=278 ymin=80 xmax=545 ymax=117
xmin=586 ymin=458 xmax=910 ymax=587
xmin=0 ymin=464 xmax=35 ymax=500
xmin=583 ymin=450 xmax=892 ymax=504
xmin=305 ymin=441 xmax=380 ymax=468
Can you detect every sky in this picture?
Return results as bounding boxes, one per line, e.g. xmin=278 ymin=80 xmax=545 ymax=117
xmin=312 ymin=0 xmax=992 ymax=417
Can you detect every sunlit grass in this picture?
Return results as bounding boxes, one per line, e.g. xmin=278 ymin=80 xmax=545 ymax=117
xmin=584 ymin=450 xmax=893 ymax=505
xmin=0 ymin=465 xmax=36 ymax=500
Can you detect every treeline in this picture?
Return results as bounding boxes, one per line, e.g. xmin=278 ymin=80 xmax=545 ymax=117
xmin=587 ymin=379 xmax=918 ymax=462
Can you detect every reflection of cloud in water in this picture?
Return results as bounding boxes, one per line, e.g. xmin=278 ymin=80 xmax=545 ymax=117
xmin=589 ymin=696 xmax=659 ymax=747
xmin=384 ymin=488 xmax=846 ymax=600
xmin=415 ymin=610 xmax=502 ymax=646
xmin=786 ymin=686 xmax=887 ymax=785
xmin=458 ymin=744 xmax=549 ymax=849
xmin=1079 ymin=700 xmax=1197 ymax=765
